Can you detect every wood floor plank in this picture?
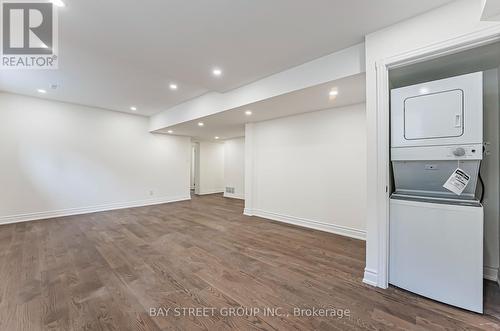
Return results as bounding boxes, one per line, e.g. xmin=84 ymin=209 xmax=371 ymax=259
xmin=0 ymin=193 xmax=498 ymax=330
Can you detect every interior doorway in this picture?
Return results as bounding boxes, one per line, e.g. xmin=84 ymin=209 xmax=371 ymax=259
xmin=372 ymin=28 xmax=500 ymax=289
xmin=381 ymin=38 xmax=500 ymax=313
xmin=191 ymin=142 xmax=200 ymax=195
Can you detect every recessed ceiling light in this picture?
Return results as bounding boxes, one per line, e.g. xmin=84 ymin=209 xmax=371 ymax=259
xmin=329 ymin=89 xmax=339 ymax=97
xmin=198 ymin=122 xmax=204 ymax=127
xmin=245 ymin=110 xmax=252 ymax=116
xmin=167 ymin=130 xmax=173 ymax=134
xmin=214 ymin=136 xmax=219 ymax=140
xmin=37 ymin=89 xmax=47 ymax=94
xmin=212 ymin=68 xmax=222 ymax=77
xmin=169 ymin=83 xmax=178 ymax=90
xmin=52 ymin=0 xmax=66 ymax=7
xmin=130 ymin=106 xmax=137 ymax=111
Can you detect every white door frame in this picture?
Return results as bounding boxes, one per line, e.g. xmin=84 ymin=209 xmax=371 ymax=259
xmin=374 ymin=25 xmax=500 ymax=288
xmin=193 ymin=142 xmax=201 ymax=195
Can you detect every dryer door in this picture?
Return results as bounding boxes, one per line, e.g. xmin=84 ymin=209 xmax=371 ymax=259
xmin=391 ymin=72 xmax=482 ymax=148
xmin=404 ymin=89 xmax=463 ymax=140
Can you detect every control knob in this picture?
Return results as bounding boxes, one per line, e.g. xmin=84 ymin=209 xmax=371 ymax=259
xmin=452 ymin=147 xmax=466 ymax=157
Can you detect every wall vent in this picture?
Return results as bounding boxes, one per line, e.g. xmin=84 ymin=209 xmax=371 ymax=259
xmin=225 ymin=187 xmax=235 ymax=194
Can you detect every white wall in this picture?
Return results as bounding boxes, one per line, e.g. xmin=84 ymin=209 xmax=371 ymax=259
xmin=0 ymin=92 xmax=191 ymax=223
xmin=245 ymin=103 xmax=367 ymax=239
xmin=364 ymin=0 xmax=500 ymax=286
xmin=197 ymin=141 xmax=225 ymax=195
xmin=224 ymin=138 xmax=245 ymax=199
xmin=483 ymin=69 xmax=500 ymax=281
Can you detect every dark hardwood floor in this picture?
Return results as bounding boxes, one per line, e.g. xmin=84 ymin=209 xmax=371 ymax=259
xmin=0 ymin=194 xmax=499 ymax=330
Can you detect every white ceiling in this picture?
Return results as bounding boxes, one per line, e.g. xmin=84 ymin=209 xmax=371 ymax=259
xmin=0 ymin=0 xmax=452 ymax=116
xmin=158 ymin=73 xmax=366 ymax=140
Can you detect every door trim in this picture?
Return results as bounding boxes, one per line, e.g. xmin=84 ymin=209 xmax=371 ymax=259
xmin=373 ymin=24 xmax=500 ymax=288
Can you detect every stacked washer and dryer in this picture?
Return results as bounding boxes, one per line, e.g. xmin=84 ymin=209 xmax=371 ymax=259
xmin=389 ymin=72 xmax=484 ymax=313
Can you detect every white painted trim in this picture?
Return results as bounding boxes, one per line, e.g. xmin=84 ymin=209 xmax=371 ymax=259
xmin=481 ymin=0 xmax=500 ymax=21
xmin=384 ymin=25 xmax=500 ymax=70
xmin=223 ymin=193 xmax=244 ymax=200
xmin=244 ymin=123 xmax=255 ymax=213
xmin=193 ymin=142 xmax=201 ymax=195
xmin=363 ymin=268 xmax=378 ymax=287
xmin=198 ymin=189 xmax=224 ymax=195
xmin=484 ymin=266 xmax=499 ymax=281
xmin=375 ymin=60 xmax=391 ymax=289
xmin=251 ymin=209 xmax=366 ymax=240
xmin=363 ymin=266 xmax=498 ymax=286
xmin=243 ymin=208 xmax=253 ymax=216
xmin=0 ymin=195 xmax=191 ymax=225
xmin=373 ymin=24 xmax=500 ymax=289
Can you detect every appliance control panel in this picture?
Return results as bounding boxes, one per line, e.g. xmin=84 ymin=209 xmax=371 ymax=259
xmin=446 ymin=146 xmax=479 ymax=158
xmin=391 ymin=144 xmax=483 ymax=161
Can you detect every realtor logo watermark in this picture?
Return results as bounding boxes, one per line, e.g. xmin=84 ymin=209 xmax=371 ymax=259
xmin=1 ymin=0 xmax=58 ymax=69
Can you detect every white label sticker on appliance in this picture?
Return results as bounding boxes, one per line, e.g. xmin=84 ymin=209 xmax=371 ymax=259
xmin=443 ymin=168 xmax=470 ymax=195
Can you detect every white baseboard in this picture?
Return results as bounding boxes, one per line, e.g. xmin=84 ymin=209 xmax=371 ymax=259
xmin=363 ymin=268 xmax=378 ymax=287
xmin=223 ymin=193 xmax=244 ymax=200
xmin=243 ymin=208 xmax=253 ymax=216
xmin=484 ymin=266 xmax=499 ymax=281
xmin=198 ymin=189 xmax=224 ymax=195
xmin=0 ymin=195 xmax=191 ymax=225
xmin=250 ymin=209 xmax=366 ymax=240
xmin=362 ymin=266 xmax=497 ymax=288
